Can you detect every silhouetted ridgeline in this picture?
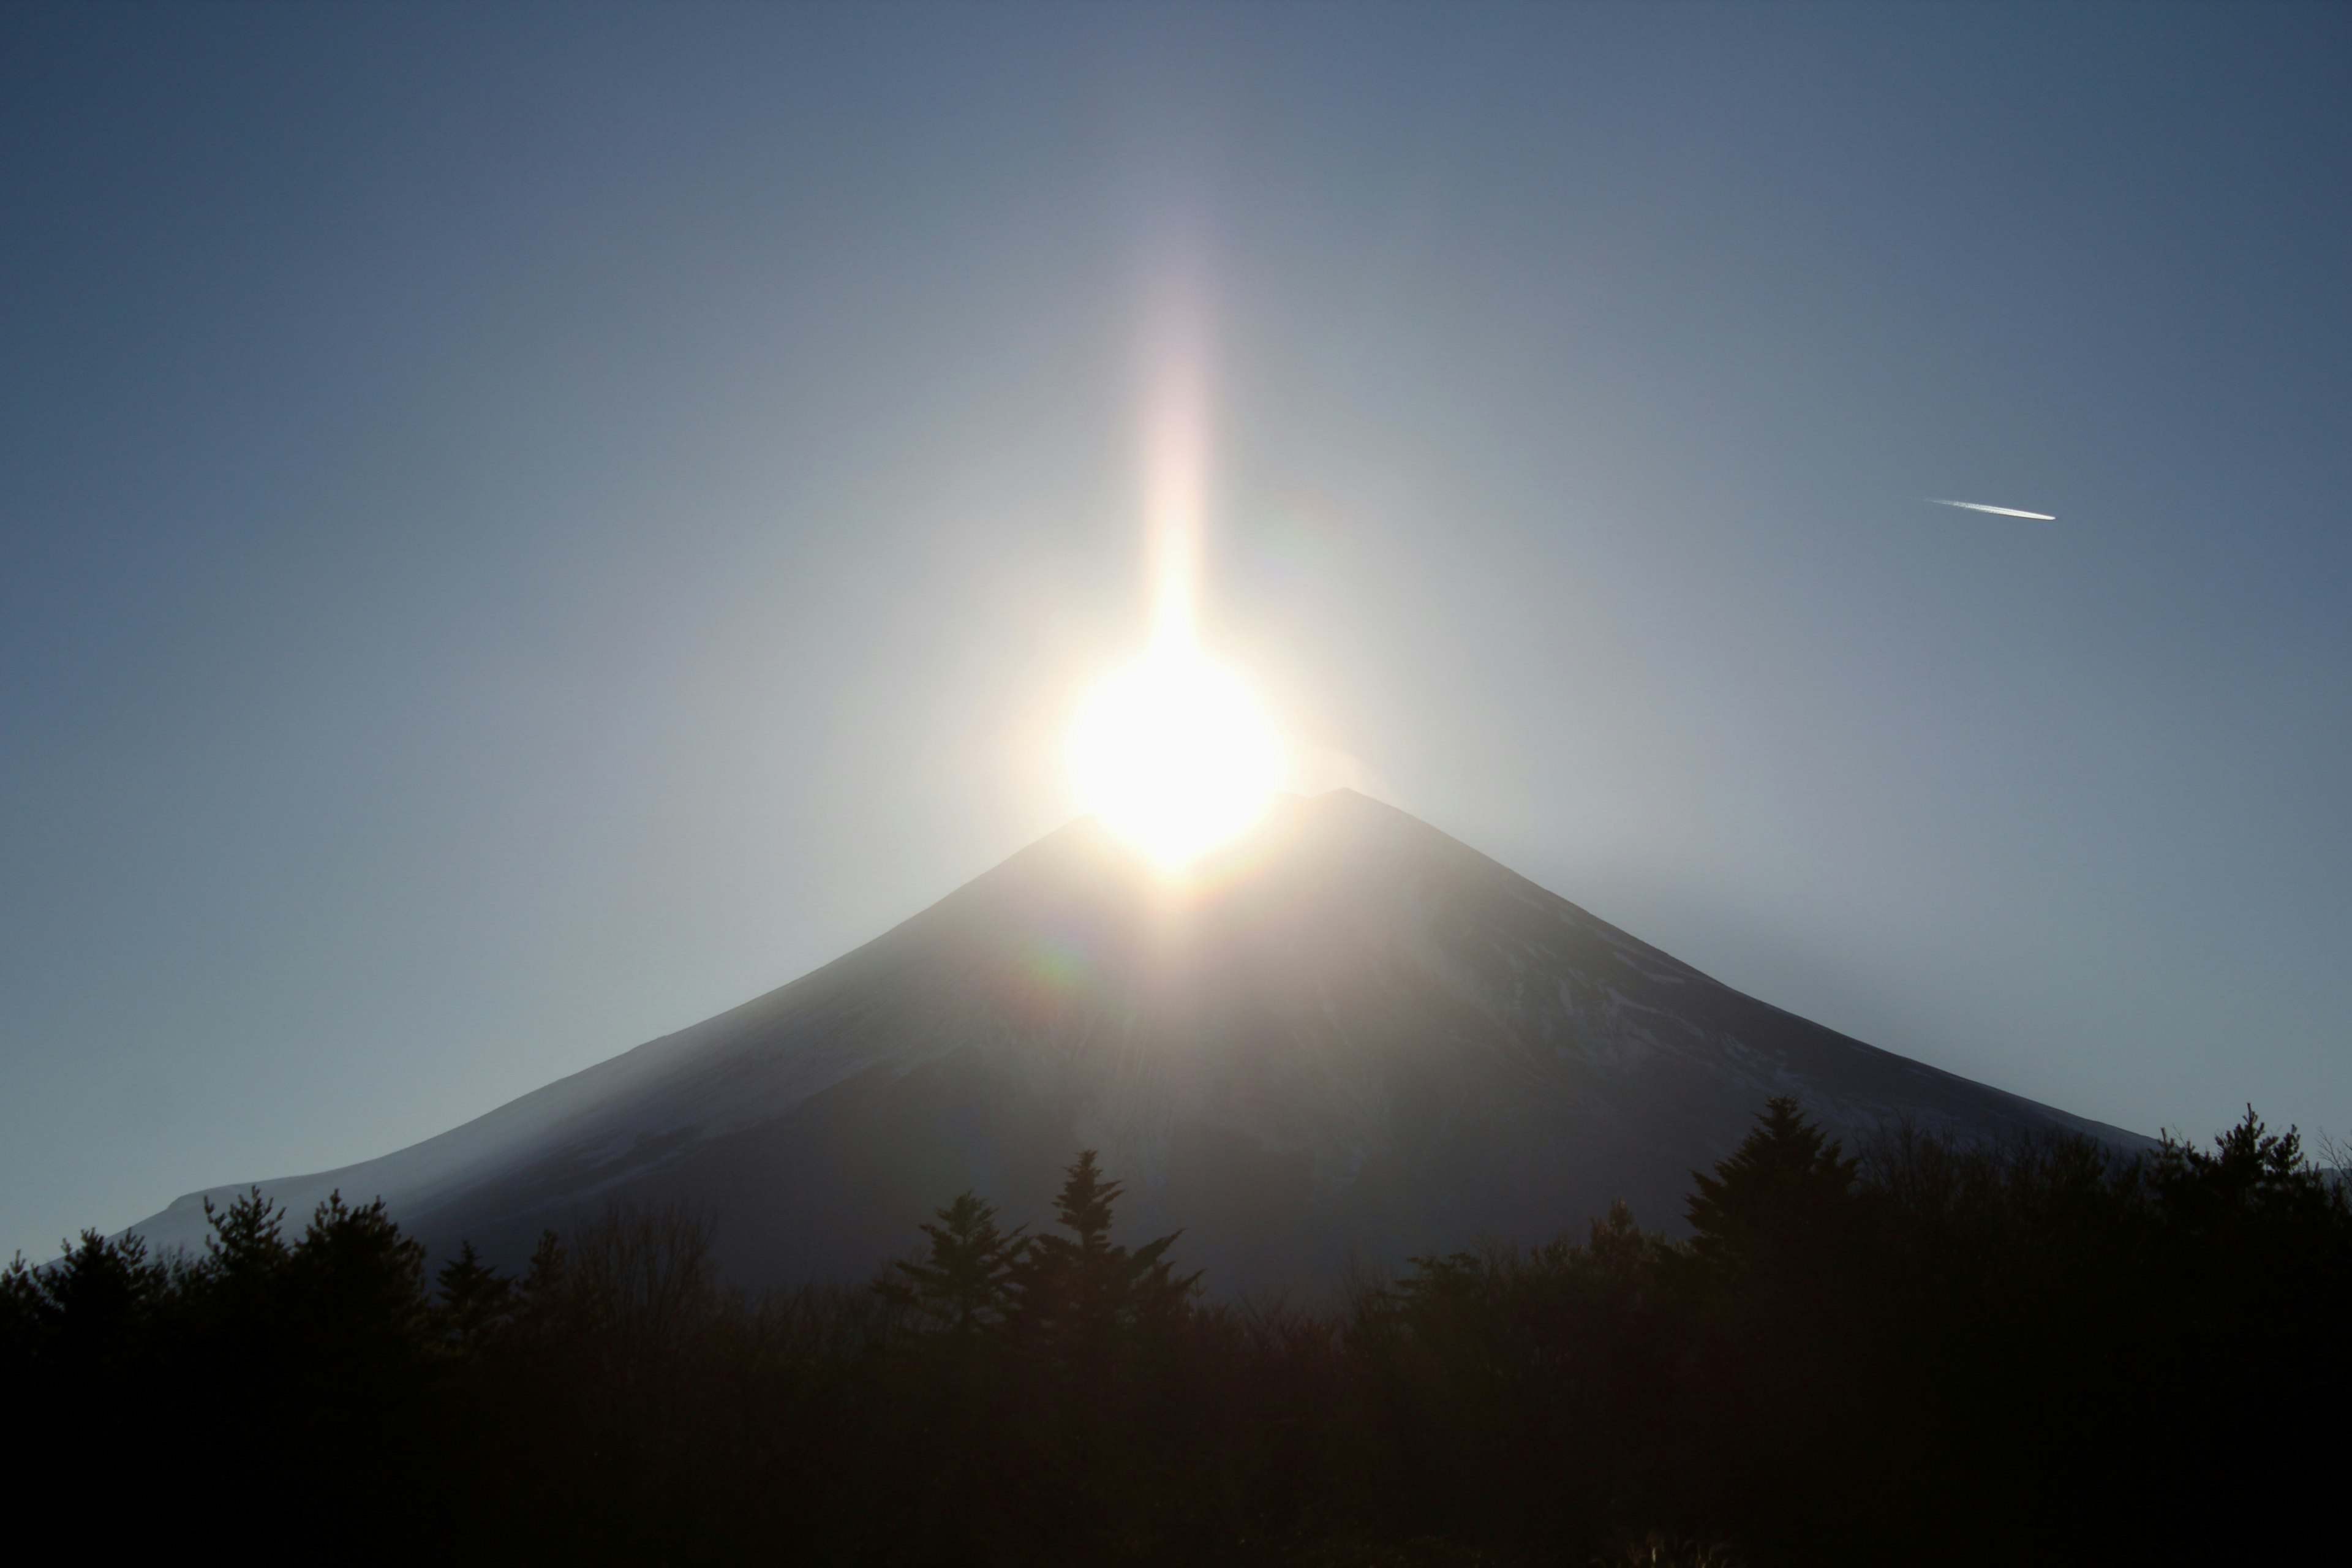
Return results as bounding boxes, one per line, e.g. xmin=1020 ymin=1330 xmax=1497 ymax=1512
xmin=8 ymin=1102 xmax=2346 ymax=1566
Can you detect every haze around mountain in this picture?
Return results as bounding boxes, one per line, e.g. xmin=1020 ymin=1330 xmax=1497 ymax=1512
xmin=130 ymin=791 xmax=2141 ymax=1294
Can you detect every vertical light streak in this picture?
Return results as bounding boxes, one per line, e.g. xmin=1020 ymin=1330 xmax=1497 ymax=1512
xmin=1063 ymin=269 xmax=1282 ymax=869
xmin=1142 ymin=304 xmax=1208 ymax=658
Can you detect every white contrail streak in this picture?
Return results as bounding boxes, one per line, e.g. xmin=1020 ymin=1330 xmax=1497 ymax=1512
xmin=1929 ymin=498 xmax=2057 ymax=521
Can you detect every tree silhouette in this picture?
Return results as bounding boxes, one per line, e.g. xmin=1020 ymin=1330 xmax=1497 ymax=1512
xmin=2150 ymin=1104 xmax=2348 ymax=1229
xmin=287 ymin=1191 xmax=428 ymax=1332
xmin=1686 ymin=1096 xmax=1859 ymax=1272
xmin=1012 ymin=1150 xmax=1196 ymax=1352
xmin=435 ymin=1240 xmax=516 ymax=1351
xmin=202 ymin=1186 xmax=292 ymax=1293
xmin=9 ymin=1104 xmax=2351 ymax=1565
xmin=1 ymin=1228 xmax=174 ymax=1388
xmin=877 ymin=1191 xmax=1026 ymax=1336
xmin=520 ymin=1229 xmax=567 ymax=1304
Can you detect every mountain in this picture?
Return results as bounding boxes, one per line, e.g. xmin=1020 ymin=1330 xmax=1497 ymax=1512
xmin=129 ymin=790 xmax=2143 ymax=1293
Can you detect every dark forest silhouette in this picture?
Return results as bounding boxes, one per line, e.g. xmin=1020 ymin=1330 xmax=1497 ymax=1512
xmin=7 ymin=1100 xmax=2346 ymax=1565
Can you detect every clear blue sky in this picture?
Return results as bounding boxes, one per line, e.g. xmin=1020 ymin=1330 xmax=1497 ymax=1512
xmin=5 ymin=2 xmax=2348 ymax=1259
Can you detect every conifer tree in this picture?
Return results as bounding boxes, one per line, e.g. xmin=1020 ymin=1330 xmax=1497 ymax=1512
xmin=288 ymin=1191 xmax=429 ymax=1334
xmin=1686 ymin=1097 xmax=1859 ymax=1272
xmin=203 ymin=1187 xmax=292 ymax=1284
xmin=194 ymin=1186 xmax=296 ymax=1349
xmin=877 ymin=1191 xmax=1025 ymax=1336
xmin=435 ymin=1240 xmax=518 ymax=1351
xmin=1012 ymin=1150 xmax=1196 ymax=1351
xmin=0 ymin=1251 xmax=43 ymax=1358
xmin=1 ymin=1229 xmax=173 ymax=1377
xmin=522 ymin=1228 xmax=567 ymax=1295
xmin=2150 ymin=1105 xmax=2347 ymax=1227
xmin=511 ymin=1227 xmax=571 ymax=1343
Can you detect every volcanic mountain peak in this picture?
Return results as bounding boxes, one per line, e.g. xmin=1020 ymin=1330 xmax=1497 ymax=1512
xmin=131 ymin=791 xmax=2139 ymax=1291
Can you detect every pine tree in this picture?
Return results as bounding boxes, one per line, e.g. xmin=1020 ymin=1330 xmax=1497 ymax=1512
xmin=6 ymin=1229 xmax=173 ymax=1377
xmin=435 ymin=1239 xmax=517 ymax=1351
xmin=0 ymin=1252 xmax=44 ymax=1359
xmin=511 ymin=1227 xmax=571 ymax=1344
xmin=522 ymin=1227 xmax=567 ymax=1297
xmin=877 ymin=1191 xmax=1026 ymax=1336
xmin=1012 ymin=1150 xmax=1196 ymax=1352
xmin=203 ymin=1187 xmax=291 ymax=1285
xmin=1686 ymin=1097 xmax=1859 ymax=1272
xmin=288 ymin=1191 xmax=428 ymax=1335
xmin=2150 ymin=1105 xmax=2346 ymax=1229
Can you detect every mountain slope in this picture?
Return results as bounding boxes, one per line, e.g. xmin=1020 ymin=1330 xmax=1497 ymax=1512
xmin=130 ymin=791 xmax=2142 ymax=1291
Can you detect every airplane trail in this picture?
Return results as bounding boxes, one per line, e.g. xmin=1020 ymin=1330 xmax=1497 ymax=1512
xmin=1929 ymin=498 xmax=2057 ymax=520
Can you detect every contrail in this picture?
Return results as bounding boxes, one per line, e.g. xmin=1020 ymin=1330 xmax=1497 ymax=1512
xmin=1929 ymin=498 xmax=2057 ymax=521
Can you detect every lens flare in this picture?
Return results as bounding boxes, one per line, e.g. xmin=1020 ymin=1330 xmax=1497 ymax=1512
xmin=1069 ymin=274 xmax=1282 ymax=868
xmin=1070 ymin=647 xmax=1280 ymax=869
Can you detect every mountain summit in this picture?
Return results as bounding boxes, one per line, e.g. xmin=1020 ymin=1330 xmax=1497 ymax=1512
xmin=131 ymin=791 xmax=2138 ymax=1291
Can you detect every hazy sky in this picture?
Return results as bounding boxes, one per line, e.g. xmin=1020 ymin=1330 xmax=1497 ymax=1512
xmin=6 ymin=2 xmax=2349 ymax=1259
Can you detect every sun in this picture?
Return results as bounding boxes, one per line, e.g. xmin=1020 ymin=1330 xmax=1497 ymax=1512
xmin=1069 ymin=645 xmax=1281 ymax=869
xmin=1072 ymin=282 xmax=1281 ymax=867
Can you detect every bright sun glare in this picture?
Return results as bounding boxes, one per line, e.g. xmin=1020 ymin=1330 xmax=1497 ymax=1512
xmin=1068 ymin=289 xmax=1283 ymax=869
xmin=1070 ymin=646 xmax=1280 ymax=869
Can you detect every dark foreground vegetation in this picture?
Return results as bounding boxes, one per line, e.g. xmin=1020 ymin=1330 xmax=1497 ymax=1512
xmin=8 ymin=1102 xmax=2346 ymax=1566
